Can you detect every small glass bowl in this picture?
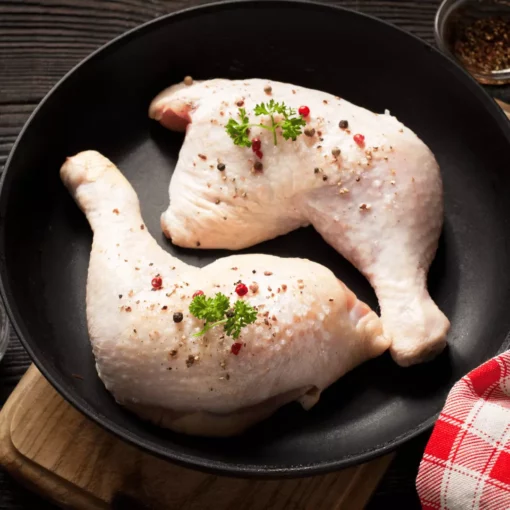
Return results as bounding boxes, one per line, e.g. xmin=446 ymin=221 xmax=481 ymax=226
xmin=0 ymin=299 xmax=10 ymax=362
xmin=435 ymin=0 xmax=510 ymax=85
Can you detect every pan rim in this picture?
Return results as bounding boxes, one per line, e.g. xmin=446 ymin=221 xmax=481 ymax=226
xmin=1 ymin=0 xmax=510 ymax=477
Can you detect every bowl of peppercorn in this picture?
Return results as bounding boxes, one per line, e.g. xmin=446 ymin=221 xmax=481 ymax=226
xmin=435 ymin=0 xmax=510 ymax=85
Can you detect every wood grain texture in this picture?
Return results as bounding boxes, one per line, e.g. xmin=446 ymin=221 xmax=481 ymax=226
xmin=0 ymin=1 xmax=507 ymax=509
xmin=0 ymin=365 xmax=394 ymax=510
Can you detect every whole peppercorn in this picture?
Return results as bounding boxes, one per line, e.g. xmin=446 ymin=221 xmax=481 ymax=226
xmin=235 ymin=283 xmax=248 ymax=296
xmin=231 ymin=342 xmax=242 ymax=355
xmin=151 ymin=276 xmax=163 ymax=289
xmin=251 ymin=138 xmax=261 ymax=152
xmin=298 ymin=105 xmax=310 ymax=117
xmin=353 ymin=134 xmax=365 ymax=147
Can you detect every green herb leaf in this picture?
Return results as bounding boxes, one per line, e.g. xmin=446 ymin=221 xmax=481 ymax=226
xmin=281 ymin=115 xmax=306 ymax=141
xmin=226 ymin=100 xmax=305 ymax=148
xmin=189 ymin=292 xmax=257 ymax=339
xmin=253 ymin=102 xmax=270 ymax=116
xmin=254 ymin=99 xmax=289 ymax=117
xmin=224 ymin=299 xmax=258 ymax=339
xmin=189 ymin=292 xmax=230 ymax=324
xmin=225 ymin=107 xmax=252 ymax=148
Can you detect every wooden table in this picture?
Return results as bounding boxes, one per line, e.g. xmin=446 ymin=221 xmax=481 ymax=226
xmin=0 ymin=1 xmax=507 ymax=508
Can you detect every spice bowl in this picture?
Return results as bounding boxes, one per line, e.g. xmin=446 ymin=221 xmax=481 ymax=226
xmin=435 ymin=0 xmax=510 ymax=85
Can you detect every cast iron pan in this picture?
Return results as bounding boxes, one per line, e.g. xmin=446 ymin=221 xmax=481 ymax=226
xmin=1 ymin=0 xmax=510 ymax=477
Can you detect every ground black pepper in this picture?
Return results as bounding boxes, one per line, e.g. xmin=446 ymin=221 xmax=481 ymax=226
xmin=454 ymin=17 xmax=509 ymax=75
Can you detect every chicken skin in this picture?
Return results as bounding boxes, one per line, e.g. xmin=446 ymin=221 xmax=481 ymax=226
xmin=61 ymin=150 xmax=389 ymax=437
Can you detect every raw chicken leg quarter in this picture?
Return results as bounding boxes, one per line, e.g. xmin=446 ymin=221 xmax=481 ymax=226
xmin=150 ymin=78 xmax=451 ymax=367
xmin=60 ymin=150 xmax=390 ymax=437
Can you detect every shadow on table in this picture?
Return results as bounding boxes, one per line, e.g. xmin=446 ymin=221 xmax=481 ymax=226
xmin=366 ymin=431 xmax=430 ymax=509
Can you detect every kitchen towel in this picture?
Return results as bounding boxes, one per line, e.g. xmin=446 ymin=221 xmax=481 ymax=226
xmin=417 ymin=351 xmax=510 ymax=509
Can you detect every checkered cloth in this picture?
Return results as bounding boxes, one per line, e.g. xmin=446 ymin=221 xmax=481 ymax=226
xmin=417 ymin=351 xmax=510 ymax=509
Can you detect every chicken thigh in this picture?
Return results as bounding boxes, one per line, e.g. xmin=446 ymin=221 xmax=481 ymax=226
xmin=150 ymin=78 xmax=450 ymax=367
xmin=60 ymin=150 xmax=389 ymax=437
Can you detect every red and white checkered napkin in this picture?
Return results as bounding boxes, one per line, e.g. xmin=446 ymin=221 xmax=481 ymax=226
xmin=417 ymin=351 xmax=510 ymax=509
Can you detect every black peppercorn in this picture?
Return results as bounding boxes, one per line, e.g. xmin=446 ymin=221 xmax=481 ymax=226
xmin=217 ymin=163 xmax=226 ymax=171
xmin=226 ymin=309 xmax=235 ymax=318
xmin=339 ymin=120 xmax=349 ymax=129
xmin=173 ymin=312 xmax=183 ymax=323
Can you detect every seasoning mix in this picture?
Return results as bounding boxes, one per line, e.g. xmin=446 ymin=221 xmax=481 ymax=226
xmin=453 ymin=16 xmax=509 ymax=76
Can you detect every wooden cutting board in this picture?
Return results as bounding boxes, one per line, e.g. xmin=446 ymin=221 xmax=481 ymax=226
xmin=0 ymin=365 xmax=394 ymax=510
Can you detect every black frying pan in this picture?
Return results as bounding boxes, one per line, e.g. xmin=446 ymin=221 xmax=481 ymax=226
xmin=1 ymin=0 xmax=510 ymax=477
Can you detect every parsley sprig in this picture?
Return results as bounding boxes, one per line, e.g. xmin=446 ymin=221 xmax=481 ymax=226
xmin=225 ymin=108 xmax=252 ymax=148
xmin=225 ymin=100 xmax=306 ymax=147
xmin=189 ymin=292 xmax=257 ymax=339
